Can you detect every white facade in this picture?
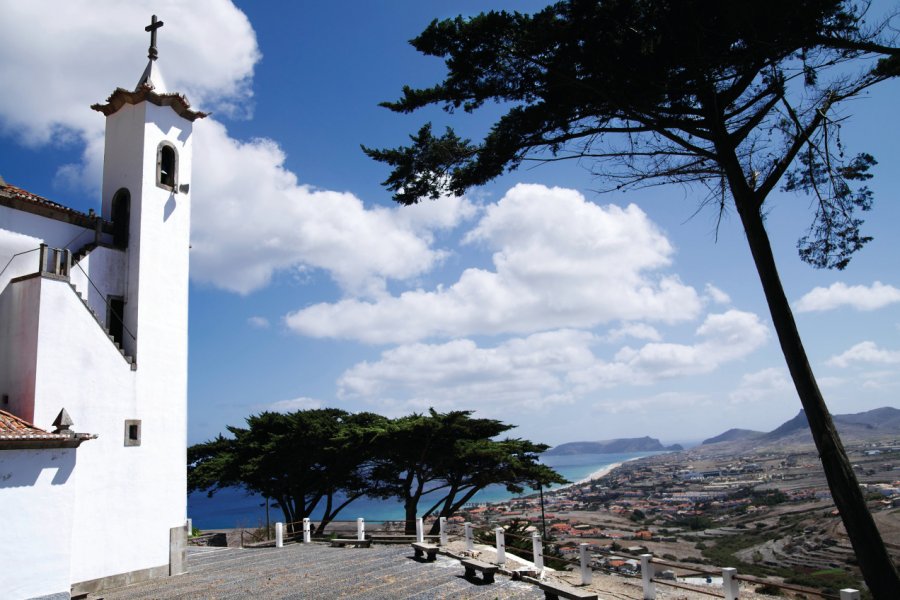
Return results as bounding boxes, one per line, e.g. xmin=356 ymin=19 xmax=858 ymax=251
xmin=0 ymin=49 xmax=204 ymax=599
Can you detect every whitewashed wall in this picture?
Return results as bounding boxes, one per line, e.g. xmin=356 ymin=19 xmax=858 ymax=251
xmin=1 ymin=83 xmax=193 ymax=596
xmin=69 ymin=246 xmax=127 ymax=330
xmin=0 ymin=276 xmax=40 ymax=423
xmin=0 ymin=448 xmax=77 ymax=600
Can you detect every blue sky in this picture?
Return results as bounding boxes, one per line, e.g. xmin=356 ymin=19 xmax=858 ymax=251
xmin=1 ymin=0 xmax=898 ymax=447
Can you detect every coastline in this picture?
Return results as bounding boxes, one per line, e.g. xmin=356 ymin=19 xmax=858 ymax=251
xmin=573 ymin=454 xmax=645 ymax=486
xmin=575 ymin=461 xmax=623 ymax=484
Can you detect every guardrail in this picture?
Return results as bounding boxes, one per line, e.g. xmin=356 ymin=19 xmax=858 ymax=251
xmin=196 ymin=515 xmax=862 ymax=599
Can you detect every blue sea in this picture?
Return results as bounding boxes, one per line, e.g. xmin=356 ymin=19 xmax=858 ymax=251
xmin=188 ymin=452 xmax=655 ymax=529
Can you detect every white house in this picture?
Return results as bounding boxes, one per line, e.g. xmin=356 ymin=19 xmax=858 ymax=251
xmin=0 ymin=16 xmax=204 ymax=599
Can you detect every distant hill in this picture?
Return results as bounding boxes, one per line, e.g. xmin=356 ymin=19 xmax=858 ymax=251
xmin=702 ymin=407 xmax=900 ymax=449
xmin=546 ymin=436 xmax=682 ymax=455
xmin=702 ymin=428 xmax=764 ymax=445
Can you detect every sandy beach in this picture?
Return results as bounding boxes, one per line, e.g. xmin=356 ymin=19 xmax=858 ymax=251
xmin=574 ymin=454 xmax=646 ymax=485
xmin=575 ymin=461 xmax=622 ymax=484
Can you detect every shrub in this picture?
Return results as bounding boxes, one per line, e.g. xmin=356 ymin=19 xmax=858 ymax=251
xmin=755 ymin=583 xmax=783 ymax=596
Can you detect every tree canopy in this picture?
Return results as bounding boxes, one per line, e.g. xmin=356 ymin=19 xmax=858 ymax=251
xmin=188 ymin=409 xmax=385 ymax=532
xmin=366 ymin=409 xmax=566 ymax=533
xmin=365 ymin=1 xmax=899 ymax=595
xmin=365 ymin=0 xmax=897 ymax=269
xmin=188 ymin=408 xmax=564 ymax=536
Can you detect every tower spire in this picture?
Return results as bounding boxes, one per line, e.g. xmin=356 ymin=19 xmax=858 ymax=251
xmin=145 ymin=15 xmax=164 ymax=61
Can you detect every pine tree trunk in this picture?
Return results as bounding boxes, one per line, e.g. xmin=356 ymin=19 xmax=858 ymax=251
xmin=735 ymin=199 xmax=899 ymax=597
xmin=404 ymin=499 xmax=418 ymax=535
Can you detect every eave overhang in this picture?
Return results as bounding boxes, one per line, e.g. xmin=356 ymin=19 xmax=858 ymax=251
xmin=91 ymin=84 xmax=208 ymax=122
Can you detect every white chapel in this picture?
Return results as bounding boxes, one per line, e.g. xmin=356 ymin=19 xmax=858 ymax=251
xmin=0 ymin=16 xmax=203 ymax=599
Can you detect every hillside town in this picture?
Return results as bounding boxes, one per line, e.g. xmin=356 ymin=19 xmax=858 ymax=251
xmin=459 ymin=437 xmax=900 ymax=592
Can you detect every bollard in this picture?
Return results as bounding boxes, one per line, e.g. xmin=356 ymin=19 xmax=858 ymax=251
xmin=303 ymin=518 xmax=311 ymax=543
xmin=532 ymin=532 xmax=544 ymax=572
xmin=186 ymin=518 xmax=192 ymax=537
xmin=275 ymin=522 xmax=283 ymax=548
xmin=840 ymin=590 xmax=860 ymax=600
xmin=464 ymin=522 xmax=474 ymax=553
xmin=640 ymin=554 xmax=656 ymax=600
xmin=416 ymin=517 xmax=424 ymax=543
xmin=579 ymin=543 xmax=592 ymax=585
xmin=495 ymin=527 xmax=506 ymax=565
xmin=357 ymin=518 xmax=365 ymax=541
xmin=722 ymin=567 xmax=739 ymax=600
xmin=439 ymin=517 xmax=447 ymax=546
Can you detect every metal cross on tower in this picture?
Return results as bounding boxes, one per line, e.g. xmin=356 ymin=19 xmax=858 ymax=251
xmin=145 ymin=15 xmax=164 ymax=61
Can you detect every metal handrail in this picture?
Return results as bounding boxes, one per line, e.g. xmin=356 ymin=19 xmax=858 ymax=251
xmin=72 ymin=261 xmax=137 ymax=344
xmin=0 ymin=247 xmax=40 ymax=280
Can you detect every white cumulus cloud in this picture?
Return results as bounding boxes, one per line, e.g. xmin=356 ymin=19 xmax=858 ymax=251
xmin=338 ymin=310 xmax=768 ymax=414
xmin=795 ymin=281 xmax=900 ymax=313
xmin=286 ymin=184 xmax=702 ymax=343
xmin=0 ymin=1 xmax=471 ymax=297
xmin=704 ymin=283 xmax=731 ymax=305
xmin=259 ymin=396 xmax=323 ymax=413
xmin=728 ymin=367 xmax=793 ymax=405
xmin=0 ymin=0 xmax=258 ymax=147
xmin=190 ymin=120 xmax=473 ymax=295
xmin=827 ymin=341 xmax=900 ymax=368
xmin=574 ymin=310 xmax=769 ymax=388
xmin=247 ymin=316 xmax=270 ymax=329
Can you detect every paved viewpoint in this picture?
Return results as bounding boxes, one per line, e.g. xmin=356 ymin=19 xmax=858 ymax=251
xmin=91 ymin=544 xmax=544 ymax=599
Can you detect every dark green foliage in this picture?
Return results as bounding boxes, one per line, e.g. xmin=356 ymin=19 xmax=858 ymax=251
xmin=365 ymin=409 xmax=567 ymax=533
xmin=188 ymin=409 xmax=386 ymax=533
xmin=365 ymin=0 xmax=898 ymax=270
xmin=750 ymin=490 xmax=789 ymax=506
xmin=755 ymin=583 xmax=784 ymax=596
xmin=786 ymin=570 xmax=869 ymax=597
xmin=676 ymin=515 xmax=713 ymax=531
xmin=366 ymin=2 xmax=900 ymax=593
xmin=188 ymin=408 xmax=565 ymax=535
xmin=785 ymin=151 xmax=875 ymax=269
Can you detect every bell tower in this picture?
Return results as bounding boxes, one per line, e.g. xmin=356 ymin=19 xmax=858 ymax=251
xmin=66 ymin=16 xmax=208 ymax=587
xmin=92 ymin=15 xmax=206 ymax=367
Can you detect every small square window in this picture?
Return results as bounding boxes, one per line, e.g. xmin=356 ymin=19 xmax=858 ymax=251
xmin=124 ymin=419 xmax=141 ymax=446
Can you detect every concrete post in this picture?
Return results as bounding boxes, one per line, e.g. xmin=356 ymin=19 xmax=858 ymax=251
xmin=275 ymin=522 xmax=283 ymax=548
xmin=579 ymin=543 xmax=592 ymax=585
xmin=186 ymin=518 xmax=192 ymax=536
xmin=640 ymin=554 xmax=655 ymax=600
xmin=63 ymin=249 xmax=71 ymax=277
xmin=840 ymin=590 xmax=860 ymax=600
xmin=302 ymin=518 xmax=311 ymax=543
xmin=464 ymin=522 xmax=474 ymax=553
xmin=357 ymin=518 xmax=365 ymax=541
xmin=532 ymin=532 xmax=544 ymax=572
xmin=169 ymin=525 xmax=187 ymax=576
xmin=722 ymin=567 xmax=739 ymax=600
xmin=38 ymin=243 xmax=47 ymax=274
xmin=439 ymin=517 xmax=447 ymax=546
xmin=495 ymin=527 xmax=506 ymax=565
xmin=416 ymin=517 xmax=424 ymax=543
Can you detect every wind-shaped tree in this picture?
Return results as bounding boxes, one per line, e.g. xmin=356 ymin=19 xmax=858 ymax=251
xmin=188 ymin=409 xmax=383 ymax=533
xmin=366 ymin=409 xmax=566 ymax=534
xmin=364 ymin=1 xmax=900 ymax=594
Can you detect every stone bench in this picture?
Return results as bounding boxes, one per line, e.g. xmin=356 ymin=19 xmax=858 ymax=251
xmin=411 ymin=542 xmax=439 ymax=561
xmin=329 ymin=538 xmax=371 ymax=548
xmin=460 ymin=558 xmax=498 ymax=584
xmin=536 ymin=580 xmax=599 ymax=600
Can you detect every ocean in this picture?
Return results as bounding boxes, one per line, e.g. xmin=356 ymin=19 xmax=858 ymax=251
xmin=188 ymin=451 xmax=655 ymax=529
